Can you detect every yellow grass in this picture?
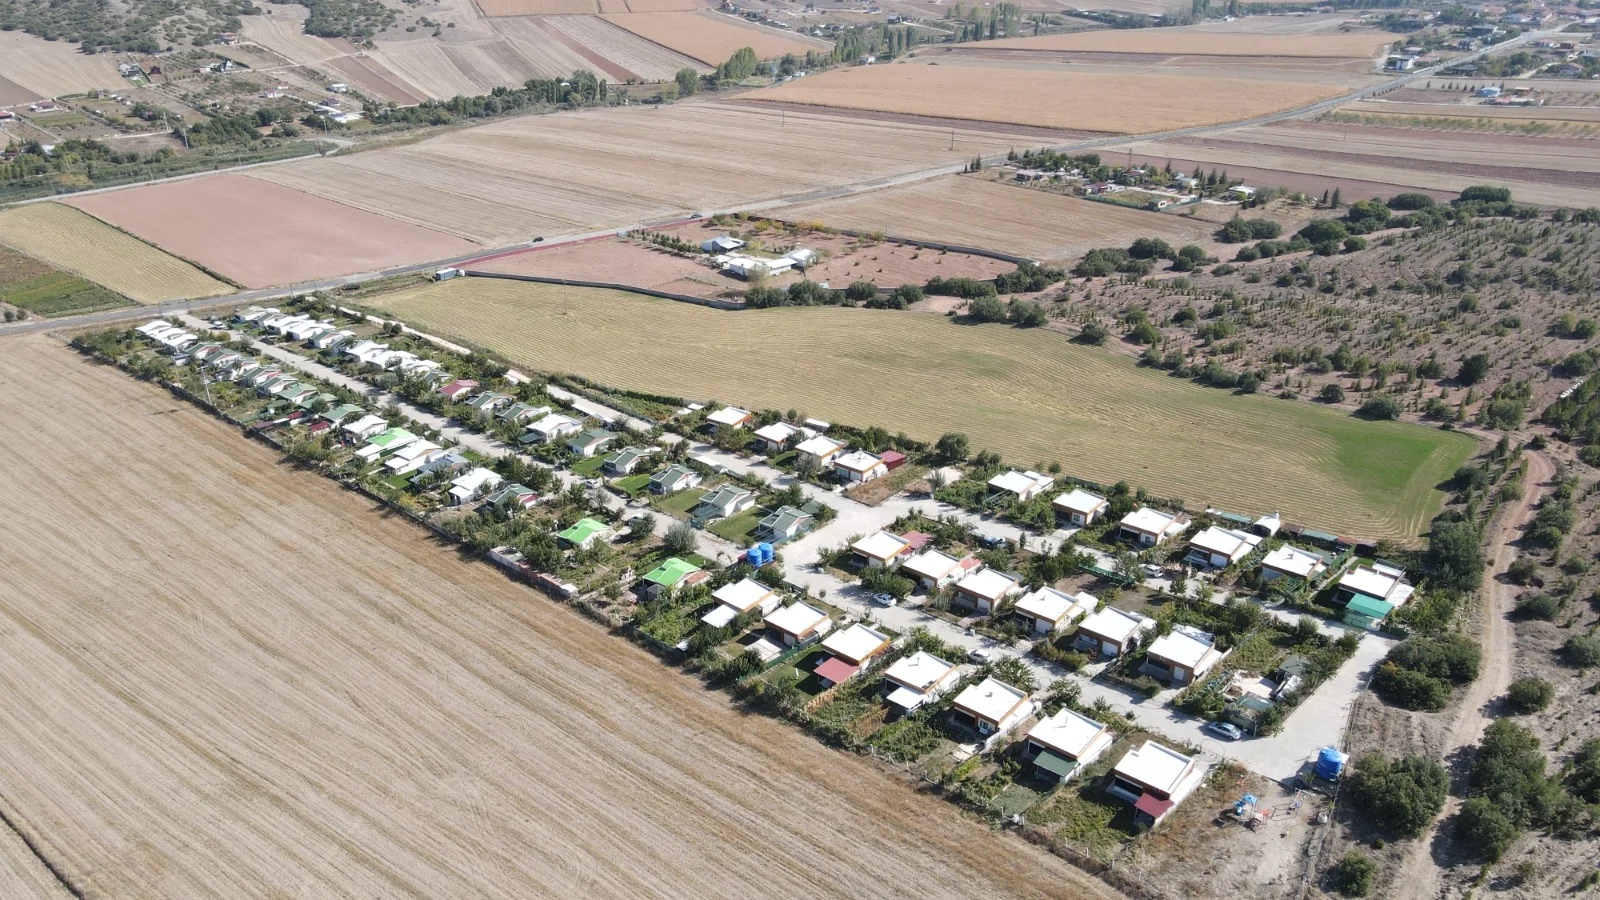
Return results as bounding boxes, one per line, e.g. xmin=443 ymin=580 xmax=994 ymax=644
xmin=973 ymin=29 xmax=1391 ymax=58
xmin=365 ymin=278 xmax=1475 ymax=540
xmin=773 ymin=175 xmax=1218 ymax=262
xmin=754 ymin=64 xmax=1346 ymax=133
xmin=239 ymin=13 xmax=344 ymax=66
xmin=0 ymin=334 xmax=1119 ymax=899
xmin=0 ymin=203 xmax=230 ymax=303
xmin=600 ymin=11 xmax=829 ymax=65
xmin=0 ymin=30 xmax=125 ymax=98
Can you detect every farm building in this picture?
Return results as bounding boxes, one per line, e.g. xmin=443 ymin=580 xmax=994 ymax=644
xmin=1021 ymin=709 xmax=1114 ymax=785
xmin=1117 ymin=507 xmax=1191 ymax=546
xmin=1012 ymin=587 xmax=1097 ymax=636
xmin=1107 ymin=740 xmax=1204 ymax=828
xmin=815 ymin=623 xmax=893 ymax=687
xmin=695 ymin=484 xmax=756 ymax=520
xmin=949 ymin=677 xmax=1033 ymax=748
xmin=448 ymin=467 xmax=503 ymax=505
xmin=567 ymin=429 xmax=618 ymax=458
xmin=764 ymin=601 xmax=833 ymax=647
xmin=951 ymin=568 xmax=1020 ymax=616
xmin=1142 ymin=625 xmax=1222 ymax=686
xmin=702 ymin=577 xmax=780 ymax=628
xmin=758 ymin=505 xmax=814 ymax=542
xmin=1073 ymin=606 xmax=1156 ymax=658
xmin=1260 ymin=545 xmax=1328 ymax=582
xmin=649 ymin=464 xmax=702 ymax=494
xmin=721 ymin=255 xmax=794 ymax=280
xmin=833 ymin=450 xmax=887 ymax=483
xmin=1184 ymin=526 xmax=1263 ymax=569
xmin=987 ymin=469 xmax=1056 ymax=502
xmin=881 ymin=651 xmax=959 ymax=713
xmin=900 ymin=548 xmax=980 ymax=591
xmin=753 ymin=420 xmax=797 ymax=452
xmin=706 ymin=406 xmax=753 ymax=431
xmin=851 ymin=531 xmax=914 ymax=569
xmin=1052 ymin=488 xmax=1108 ymax=527
xmin=557 ymin=517 xmax=612 ymax=550
xmin=702 ymin=235 xmax=745 ymax=253
xmin=796 ymin=434 xmax=846 ymax=467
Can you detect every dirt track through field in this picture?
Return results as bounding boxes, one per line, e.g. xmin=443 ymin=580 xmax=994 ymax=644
xmin=0 ymin=335 xmax=1114 ymax=900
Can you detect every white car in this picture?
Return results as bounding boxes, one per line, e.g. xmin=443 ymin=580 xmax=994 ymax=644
xmin=966 ymin=648 xmax=993 ymax=664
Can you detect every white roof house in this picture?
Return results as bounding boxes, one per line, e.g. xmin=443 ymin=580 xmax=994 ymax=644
xmin=950 ymin=677 xmax=1033 ymax=741
xmin=796 ymin=434 xmax=846 ymax=463
xmin=952 ymin=568 xmax=1019 ymax=613
xmin=833 ymin=450 xmax=886 ymax=482
xmin=1261 ymin=545 xmax=1327 ymax=581
xmin=764 ymin=602 xmax=834 ymax=645
xmin=1024 ymin=709 xmax=1115 ymax=781
xmin=900 ymin=548 xmax=969 ymax=589
xmin=1074 ymin=606 xmax=1156 ymax=657
xmin=702 ymin=577 xmax=779 ymax=628
xmin=702 ymin=235 xmax=745 ymax=253
xmin=136 ymin=319 xmax=174 ymax=336
xmin=1118 ymin=507 xmax=1191 ymax=545
xmin=341 ymin=414 xmax=387 ymax=440
xmin=382 ymin=440 xmax=445 ymax=474
xmin=448 ymin=467 xmax=503 ymax=505
xmin=523 ymin=412 xmax=582 ymax=443
xmin=1144 ymin=624 xmax=1223 ymax=685
xmin=1012 ymin=587 xmax=1097 ymax=634
xmin=821 ymin=623 xmax=892 ymax=666
xmin=881 ymin=651 xmax=958 ymax=711
xmin=1108 ymin=740 xmax=1204 ymax=825
xmin=753 ymin=421 xmax=797 ymax=448
xmin=722 ymin=255 xmax=795 ymax=279
xmin=852 ymin=530 xmax=913 ymax=567
xmin=1336 ymin=562 xmax=1414 ymax=606
xmin=1185 ymin=526 xmax=1263 ymax=568
xmin=988 ymin=469 xmax=1056 ymax=502
xmin=1053 ymin=488 xmax=1108 ymax=525
xmin=706 ymin=406 xmax=752 ymax=429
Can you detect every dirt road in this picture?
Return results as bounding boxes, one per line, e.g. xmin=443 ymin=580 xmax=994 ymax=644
xmin=1390 ymin=449 xmax=1555 ymax=900
xmin=0 ymin=335 xmax=1116 ymax=900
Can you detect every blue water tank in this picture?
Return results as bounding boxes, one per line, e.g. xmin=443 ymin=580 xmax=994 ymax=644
xmin=745 ymin=548 xmax=762 ymax=566
xmin=1314 ymin=747 xmax=1347 ymax=780
xmin=759 ymin=542 xmax=775 ymax=564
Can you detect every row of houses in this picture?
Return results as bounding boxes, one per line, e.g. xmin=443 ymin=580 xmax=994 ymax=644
xmin=703 ymin=406 xmax=908 ymax=484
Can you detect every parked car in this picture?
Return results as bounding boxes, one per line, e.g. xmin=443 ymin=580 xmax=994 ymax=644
xmin=870 ymin=593 xmax=898 ymax=607
xmin=1141 ymin=563 xmax=1164 ymax=578
xmin=1207 ymin=721 xmax=1244 ymax=741
xmin=967 ymin=647 xmax=993 ymax=664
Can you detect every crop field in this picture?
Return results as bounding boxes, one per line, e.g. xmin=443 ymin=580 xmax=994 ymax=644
xmin=0 ymin=246 xmax=132 ymax=318
xmin=370 ymin=32 xmax=600 ymax=96
xmin=0 ymin=31 xmax=126 ymax=99
xmin=599 ymin=11 xmax=830 ymax=65
xmin=752 ymin=63 xmax=1345 ymax=133
xmin=542 ymin=15 xmax=709 ymax=79
xmin=1340 ymin=98 xmax=1600 ymax=126
xmin=972 ymin=29 xmax=1390 ymax=58
xmin=367 ymin=278 xmax=1475 ymax=540
xmin=0 ymin=334 xmax=1115 ymax=900
xmin=773 ymin=175 xmax=1218 ymax=263
xmin=249 ymin=103 xmax=1030 ymax=245
xmin=239 ymin=12 xmax=345 ymax=67
xmin=0 ymin=203 xmax=230 ymax=303
xmin=65 ymin=175 xmax=477 ymax=288
xmin=475 ymin=0 xmax=700 ymax=12
xmin=324 ymin=54 xmax=426 ymax=105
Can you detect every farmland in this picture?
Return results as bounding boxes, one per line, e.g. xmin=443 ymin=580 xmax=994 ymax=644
xmin=0 ymin=333 xmax=1114 ymax=900
xmin=64 ymin=175 xmax=477 ymax=288
xmin=772 ymin=175 xmax=1218 ymax=263
xmin=0 ymin=31 xmax=125 ymax=99
xmin=0 ymin=245 xmax=132 ymax=318
xmin=970 ymin=29 xmax=1392 ymax=59
xmin=475 ymin=0 xmax=702 ymax=13
xmin=0 ymin=203 xmax=230 ymax=303
xmin=365 ymin=277 xmax=1475 ymax=540
xmin=599 ymin=11 xmax=830 ymax=65
xmin=248 ymin=103 xmax=1033 ymax=246
xmin=751 ymin=63 xmax=1348 ymax=134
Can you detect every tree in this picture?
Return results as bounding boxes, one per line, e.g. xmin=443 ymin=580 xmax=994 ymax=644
xmin=1457 ymin=353 xmax=1491 ymax=386
xmin=1345 ymin=753 xmax=1448 ymax=836
xmin=845 ymin=280 xmax=878 ymax=303
xmin=1562 ymin=634 xmax=1600 ymax=667
xmin=1505 ymin=676 xmax=1553 ymax=713
xmin=1330 ymin=852 xmax=1375 ymax=897
xmin=1077 ymin=321 xmax=1109 ymax=345
xmin=1319 ymin=383 xmax=1345 ymax=403
xmin=664 ymin=521 xmax=698 ymax=555
xmin=1355 ymin=396 xmax=1401 ymax=420
xmin=1128 ymin=237 xmax=1174 ymax=260
xmin=1454 ymin=797 xmax=1517 ymax=862
xmin=985 ymin=655 xmax=1038 ymax=692
xmin=1426 ymin=519 xmax=1483 ymax=593
xmin=935 ymin=432 xmax=970 ymax=462
xmin=675 ymin=67 xmax=699 ymax=96
xmin=967 ymin=295 xmax=1007 ymax=323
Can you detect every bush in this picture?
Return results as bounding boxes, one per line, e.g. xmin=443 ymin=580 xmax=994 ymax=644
xmin=1459 ymin=185 xmax=1512 ymax=204
xmin=1505 ymin=676 xmax=1553 ymax=714
xmin=1346 ymin=753 xmax=1449 ymax=836
xmin=1569 ymin=738 xmax=1600 ymax=802
xmin=1455 ymin=797 xmax=1517 ymax=862
xmin=1387 ymin=634 xmax=1481 ymax=684
xmin=1355 ymin=396 xmax=1401 ymax=420
xmin=1298 ymin=219 xmax=1349 ymax=245
xmin=844 ymin=280 xmax=878 ymax=302
xmin=1331 ymin=852 xmax=1375 ymax=897
xmin=966 ymin=295 xmax=1007 ymax=323
xmin=1343 ymin=236 xmax=1367 ymax=253
xmin=1562 ymin=634 xmax=1600 ymax=667
xmin=1128 ymin=237 xmax=1174 ymax=260
xmin=1515 ymin=593 xmax=1559 ymax=620
xmin=1457 ymin=353 xmax=1491 ymax=386
xmin=1077 ymin=321 xmax=1109 ymax=345
xmin=1388 ymin=192 xmax=1435 ymax=210
xmin=1319 ymin=382 xmax=1346 ymax=403
xmin=1426 ymin=519 xmax=1484 ymax=594
xmin=1373 ymin=663 xmax=1451 ymax=711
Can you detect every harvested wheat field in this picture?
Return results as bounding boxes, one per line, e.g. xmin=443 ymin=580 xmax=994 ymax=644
xmin=368 ymin=24 xmax=638 ymax=98
xmin=474 ymin=0 xmax=598 ymax=13
xmin=251 ymin=103 xmax=1029 ymax=246
xmin=601 ymin=11 xmax=829 ymax=65
xmin=973 ymin=29 xmax=1390 ymax=58
xmin=774 ymin=175 xmax=1217 ymax=263
xmin=0 ymin=334 xmax=1114 ymax=900
xmin=542 ymin=15 xmax=709 ymax=79
xmin=65 ymin=175 xmax=477 ymax=288
xmin=753 ymin=64 xmax=1345 ymax=133
xmin=369 ymin=278 xmax=1474 ymax=539
xmin=0 ymin=203 xmax=230 ymax=303
xmin=240 ymin=11 xmax=345 ymax=66
xmin=0 ymin=31 xmax=125 ymax=98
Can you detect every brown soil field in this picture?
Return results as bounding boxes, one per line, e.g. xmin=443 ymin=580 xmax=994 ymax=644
xmin=476 ymin=0 xmax=701 ymax=11
xmin=0 ymin=203 xmax=231 ymax=303
xmin=1112 ymin=150 xmax=1455 ymax=205
xmin=544 ymin=15 xmax=709 ymax=79
xmin=1342 ymin=98 xmax=1600 ymax=124
xmin=752 ymin=63 xmax=1347 ymax=134
xmin=1229 ymin=121 xmax=1600 ymax=176
xmin=0 ymin=822 xmax=68 ymax=900
xmin=0 ymin=73 xmax=42 ymax=105
xmin=249 ymin=102 xmax=1030 ymax=246
xmin=600 ymin=11 xmax=830 ymax=65
xmin=971 ymin=28 xmax=1391 ymax=58
xmin=65 ymin=175 xmax=477 ymax=288
xmin=0 ymin=31 xmax=126 ymax=98
xmin=240 ymin=11 xmax=345 ymax=67
xmin=772 ymin=175 xmax=1217 ymax=263
xmin=369 ymin=21 xmax=651 ymax=97
xmin=324 ymin=54 xmax=426 ymax=105
xmin=0 ymin=334 xmax=1117 ymax=900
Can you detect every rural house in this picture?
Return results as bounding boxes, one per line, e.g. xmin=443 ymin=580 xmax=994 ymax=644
xmin=763 ymin=601 xmax=833 ymax=647
xmin=485 ymin=483 xmax=539 ymax=516
xmin=641 ymin=557 xmax=708 ymax=599
xmin=1021 ymin=709 xmax=1115 ymax=784
xmin=695 ymin=484 xmax=756 ymax=520
xmin=465 ymin=391 xmax=512 ymax=414
xmin=1073 ymin=606 xmax=1156 ymax=658
xmin=321 ymin=404 xmax=364 ymax=426
xmin=1260 ymin=545 xmax=1328 ymax=582
xmin=439 ymin=379 xmax=479 ymax=401
xmin=1184 ymin=526 xmax=1263 ymax=569
xmin=383 ymin=440 xmax=445 ymax=475
xmin=1117 ymin=507 xmax=1191 ymax=546
xmin=448 ymin=467 xmax=503 ymax=505
xmin=557 ymin=517 xmax=612 ymax=550
xmin=951 ymin=568 xmax=1020 ymax=616
xmin=341 ymin=414 xmax=388 ymax=441
xmin=705 ymin=406 xmax=753 ymax=431
xmin=702 ymin=235 xmax=745 ymax=253
xmin=356 ymin=427 xmax=418 ymax=461
xmin=1012 ymin=587 xmax=1097 ymax=636
xmin=815 ymin=623 xmax=893 ymax=687
xmin=1334 ymin=562 xmax=1414 ymax=607
xmin=499 ymin=402 xmax=551 ymax=424
xmin=701 ymin=577 xmax=780 ymax=628
xmin=409 ymin=451 xmax=469 ymax=484
xmin=851 ymin=531 xmax=914 ymax=569
xmin=649 ymin=464 xmax=702 ymax=495
xmin=521 ymin=413 xmax=582 ymax=445
xmin=567 ymin=429 xmax=618 ymax=458
xmin=900 ymin=549 xmax=980 ymax=591
xmin=1142 ymin=625 xmax=1223 ymax=686
xmin=796 ymin=434 xmax=846 ymax=467
xmin=603 ymin=446 xmax=652 ymax=476
xmin=833 ymin=450 xmax=887 ymax=483
xmin=1052 ymin=488 xmax=1108 ymax=527
xmin=987 ymin=469 xmax=1056 ymax=503
xmin=312 ymin=329 xmax=354 ymax=351
xmin=757 ymin=505 xmax=813 ymax=542
xmin=881 ymin=651 xmax=959 ymax=713
xmin=1106 ymin=740 xmax=1204 ymax=827
xmin=949 ymin=677 xmax=1033 ymax=747
xmin=753 ymin=421 xmax=797 ymax=452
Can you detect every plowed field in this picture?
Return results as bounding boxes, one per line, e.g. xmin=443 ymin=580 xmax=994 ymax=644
xmin=0 ymin=203 xmax=230 ymax=303
xmin=600 ymin=11 xmax=829 ymax=65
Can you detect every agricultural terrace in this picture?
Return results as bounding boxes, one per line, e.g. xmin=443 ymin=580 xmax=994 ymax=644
xmin=249 ymin=103 xmax=1034 ymax=246
xmin=366 ymin=278 xmax=1475 ymax=540
xmin=0 ymin=203 xmax=229 ymax=304
xmin=772 ymin=175 xmax=1218 ymax=264
xmin=971 ymin=29 xmax=1392 ymax=59
xmin=65 ymin=175 xmax=477 ymax=288
xmin=752 ymin=64 xmax=1348 ymax=134
xmin=600 ymin=11 xmax=830 ymax=65
xmin=0 ymin=334 xmax=1113 ymax=899
xmin=0 ymin=30 xmax=125 ymax=99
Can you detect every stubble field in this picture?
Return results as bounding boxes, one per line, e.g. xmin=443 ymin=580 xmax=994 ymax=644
xmin=0 ymin=203 xmax=230 ymax=303
xmin=772 ymin=175 xmax=1218 ymax=263
xmin=366 ymin=278 xmax=1476 ymax=540
xmin=970 ymin=29 xmax=1390 ymax=58
xmin=599 ymin=11 xmax=830 ymax=65
xmin=0 ymin=31 xmax=125 ymax=99
xmin=0 ymin=334 xmax=1116 ymax=900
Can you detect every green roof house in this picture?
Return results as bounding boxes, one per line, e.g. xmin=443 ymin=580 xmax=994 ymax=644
xmin=567 ymin=428 xmax=618 ymax=458
xmin=558 ymin=517 xmax=612 ymax=550
xmin=758 ymin=505 xmax=814 ymax=541
xmin=641 ymin=557 xmax=707 ymax=598
xmin=695 ymin=484 xmax=756 ymax=520
xmin=320 ymin=403 xmax=365 ymax=424
xmin=603 ymin=446 xmax=652 ymax=476
xmin=649 ymin=464 xmax=702 ymax=495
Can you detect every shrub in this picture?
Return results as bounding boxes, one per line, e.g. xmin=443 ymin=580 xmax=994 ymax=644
xmin=1298 ymin=219 xmax=1349 ymax=245
xmin=1457 ymin=353 xmax=1491 ymax=385
xmin=844 ymin=280 xmax=878 ymax=302
xmin=1505 ymin=676 xmax=1553 ymax=713
xmin=1562 ymin=634 xmax=1600 ymax=667
xmin=1459 ymin=185 xmax=1512 ymax=204
xmin=966 ymin=295 xmax=1007 ymax=323
xmin=1515 ymin=593 xmax=1559 ymax=620
xmin=1455 ymin=797 xmax=1517 ymax=862
xmin=1426 ymin=519 xmax=1484 ymax=594
xmin=1331 ymin=852 xmax=1375 ymax=897
xmin=1355 ymin=396 xmax=1401 ymax=420
xmin=1346 ymin=753 xmax=1448 ymax=835
xmin=1128 ymin=237 xmax=1174 ymax=260
xmin=1569 ymin=738 xmax=1600 ymax=802
xmin=1343 ymin=236 xmax=1367 ymax=253
xmin=1387 ymin=634 xmax=1481 ymax=684
xmin=1077 ymin=321 xmax=1109 ymax=345
xmin=1373 ymin=663 xmax=1451 ymax=711
xmin=1388 ymin=192 xmax=1435 ymax=210
xmin=1319 ymin=382 xmax=1346 ymax=403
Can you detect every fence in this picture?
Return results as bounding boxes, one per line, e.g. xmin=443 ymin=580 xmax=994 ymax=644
xmin=464 ymin=270 xmax=745 ymax=310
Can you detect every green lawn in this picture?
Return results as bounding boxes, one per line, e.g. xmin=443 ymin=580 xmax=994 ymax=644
xmin=571 ymin=456 xmax=606 ymax=475
xmin=656 ymin=487 xmax=707 ymax=519
xmin=613 ymin=473 xmax=653 ymax=497
xmin=708 ymin=506 xmax=765 ymax=545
